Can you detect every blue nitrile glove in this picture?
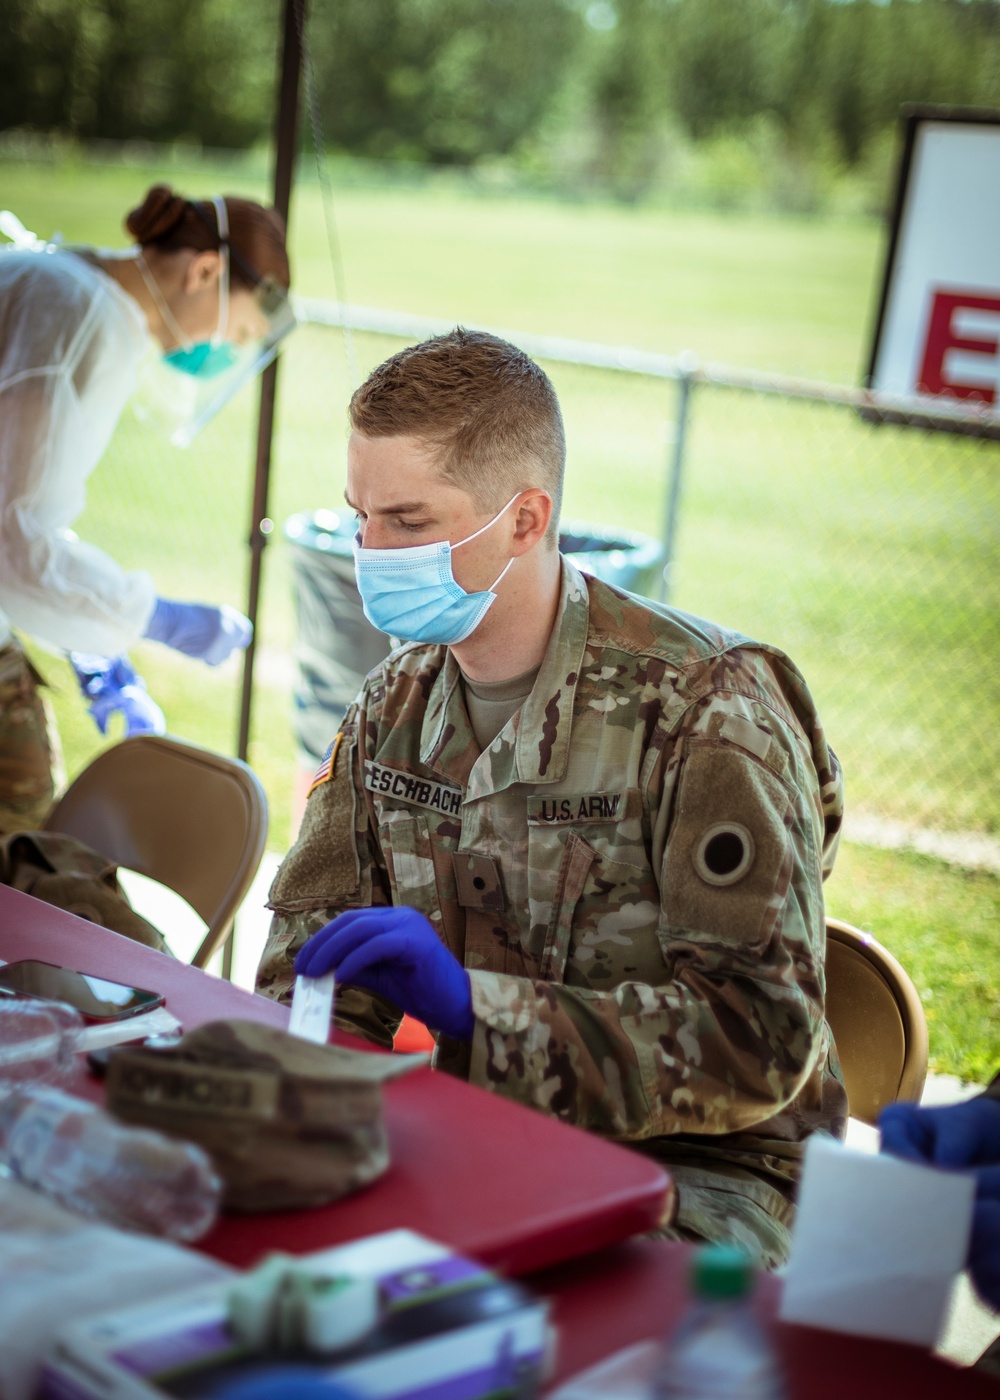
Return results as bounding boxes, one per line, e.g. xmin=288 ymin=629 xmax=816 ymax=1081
xmin=969 ymin=1199 xmax=1000 ymax=1310
xmin=145 ymin=597 xmax=252 ymax=666
xmin=70 ymin=654 xmax=166 ymax=737
xmin=880 ymin=1098 xmax=1000 ymax=1200
xmin=213 ymin=1372 xmax=360 ymax=1400
xmin=295 ymin=907 xmax=475 ymax=1042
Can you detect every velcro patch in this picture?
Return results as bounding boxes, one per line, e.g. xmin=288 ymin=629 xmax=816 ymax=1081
xmin=308 ymin=732 xmax=343 ymax=797
xmin=108 ymin=1059 xmax=278 ymax=1120
xmin=527 ymin=792 xmax=627 ymax=825
xmin=452 ymin=851 xmax=506 ymax=912
xmin=364 ymin=761 xmax=463 ymax=817
xmin=719 ymin=713 xmax=772 ymax=763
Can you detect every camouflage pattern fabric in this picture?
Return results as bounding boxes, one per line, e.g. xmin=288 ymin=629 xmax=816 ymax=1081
xmin=0 ymin=641 xmax=61 ymax=835
xmin=0 ymin=828 xmax=170 ymax=952
xmin=105 ymin=1019 xmax=425 ymax=1212
xmin=258 ymin=559 xmax=848 ymax=1262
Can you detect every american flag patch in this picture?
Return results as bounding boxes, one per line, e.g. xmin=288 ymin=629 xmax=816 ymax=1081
xmin=308 ymin=732 xmax=343 ymax=797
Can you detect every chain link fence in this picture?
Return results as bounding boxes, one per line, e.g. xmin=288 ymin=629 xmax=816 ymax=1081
xmin=672 ymin=380 xmax=999 ymax=851
xmin=57 ymin=308 xmax=999 ymax=864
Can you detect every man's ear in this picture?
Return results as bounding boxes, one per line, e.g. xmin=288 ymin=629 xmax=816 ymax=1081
xmin=183 ymin=249 xmax=223 ymax=295
xmin=510 ymin=489 xmax=553 ymax=555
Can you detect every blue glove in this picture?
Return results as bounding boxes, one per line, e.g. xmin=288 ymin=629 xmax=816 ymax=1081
xmin=295 ymin=907 xmax=475 ymax=1042
xmin=145 ymin=597 xmax=252 ymax=666
xmin=70 ymin=654 xmax=166 ymax=737
xmin=969 ymin=1199 xmax=1000 ymax=1310
xmin=213 ymin=1372 xmax=359 ymax=1400
xmin=880 ymin=1098 xmax=1000 ymax=1199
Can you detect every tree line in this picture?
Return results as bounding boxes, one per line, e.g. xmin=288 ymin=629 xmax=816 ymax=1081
xmin=3 ymin=0 xmax=998 ymax=198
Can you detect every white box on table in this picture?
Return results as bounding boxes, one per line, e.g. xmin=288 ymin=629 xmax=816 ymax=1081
xmin=41 ymin=1229 xmax=549 ymax=1400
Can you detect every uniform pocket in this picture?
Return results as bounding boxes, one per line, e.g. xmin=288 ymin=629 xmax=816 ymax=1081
xmin=539 ymin=831 xmax=598 ymax=982
xmin=528 ymin=813 xmax=663 ymax=989
xmin=378 ymin=812 xmax=446 ymax=931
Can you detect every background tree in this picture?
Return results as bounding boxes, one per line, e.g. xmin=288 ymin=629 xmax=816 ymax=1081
xmin=2 ymin=0 xmax=999 ymax=196
xmin=308 ymin=0 xmax=580 ymax=165
xmin=0 ymin=0 xmax=276 ymax=147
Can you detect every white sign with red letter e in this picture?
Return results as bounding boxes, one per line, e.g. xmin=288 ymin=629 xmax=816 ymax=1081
xmin=868 ymin=111 xmax=1000 ymax=421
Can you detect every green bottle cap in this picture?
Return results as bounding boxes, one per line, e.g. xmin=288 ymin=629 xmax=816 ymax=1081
xmin=690 ymin=1244 xmax=754 ymax=1300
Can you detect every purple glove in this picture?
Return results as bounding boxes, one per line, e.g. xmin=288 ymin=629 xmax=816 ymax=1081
xmin=213 ymin=1372 xmax=359 ymax=1400
xmin=70 ymin=654 xmax=166 ymax=737
xmin=295 ymin=907 xmax=474 ymax=1042
xmin=145 ymin=597 xmax=252 ymax=666
xmin=879 ymin=1098 xmax=1000 ymax=1199
xmin=969 ymin=1199 xmax=1000 ymax=1310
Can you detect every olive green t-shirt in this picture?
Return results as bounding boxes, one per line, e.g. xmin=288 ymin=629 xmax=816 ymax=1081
xmin=460 ymin=664 xmax=540 ymax=751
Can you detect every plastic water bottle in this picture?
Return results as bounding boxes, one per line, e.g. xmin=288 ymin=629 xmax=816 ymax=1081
xmin=0 ymin=997 xmax=84 ymax=1085
xmin=0 ymin=1083 xmax=222 ymax=1241
xmin=649 ymin=1244 xmax=786 ymax=1399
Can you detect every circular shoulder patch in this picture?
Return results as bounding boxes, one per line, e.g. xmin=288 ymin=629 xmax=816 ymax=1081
xmin=692 ymin=822 xmax=755 ymax=887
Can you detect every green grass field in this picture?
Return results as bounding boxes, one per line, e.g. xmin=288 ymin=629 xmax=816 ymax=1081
xmin=6 ymin=153 xmax=998 ymax=1083
xmin=2 ymin=158 xmax=878 ymax=378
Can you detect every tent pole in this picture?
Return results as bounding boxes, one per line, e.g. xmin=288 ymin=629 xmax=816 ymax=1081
xmin=237 ymin=0 xmax=305 ymax=765
xmin=229 ymin=0 xmax=304 ymax=981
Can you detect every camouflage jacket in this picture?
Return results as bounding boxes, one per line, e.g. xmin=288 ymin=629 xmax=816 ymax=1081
xmin=259 ymin=560 xmax=848 ymax=1192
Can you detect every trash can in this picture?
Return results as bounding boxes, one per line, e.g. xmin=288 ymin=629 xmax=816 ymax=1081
xmin=284 ymin=509 xmax=665 ymax=772
xmin=558 ymin=519 xmax=664 ymax=596
xmin=285 ymin=509 xmax=389 ymax=770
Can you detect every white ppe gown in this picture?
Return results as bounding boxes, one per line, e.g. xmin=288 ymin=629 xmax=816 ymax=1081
xmin=0 ymin=246 xmax=156 ymax=657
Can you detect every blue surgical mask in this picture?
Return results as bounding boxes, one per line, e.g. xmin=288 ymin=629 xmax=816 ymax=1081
xmin=163 ymin=341 xmax=239 ymax=379
xmin=353 ymin=495 xmax=520 ymax=645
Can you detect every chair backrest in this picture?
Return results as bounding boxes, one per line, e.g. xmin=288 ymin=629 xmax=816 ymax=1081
xmin=824 ymin=916 xmax=929 ymax=1126
xmin=43 ymin=735 xmax=267 ymax=969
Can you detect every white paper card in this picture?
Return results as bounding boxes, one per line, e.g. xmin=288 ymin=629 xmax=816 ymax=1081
xmin=288 ymin=973 xmax=335 ymax=1044
xmin=779 ymin=1133 xmax=975 ymax=1347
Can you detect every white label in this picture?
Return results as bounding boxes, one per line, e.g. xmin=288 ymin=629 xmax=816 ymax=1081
xmin=288 ymin=974 xmax=335 ymax=1045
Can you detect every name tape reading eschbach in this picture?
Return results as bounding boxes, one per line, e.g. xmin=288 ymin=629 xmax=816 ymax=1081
xmin=364 ymin=761 xmax=464 ymax=817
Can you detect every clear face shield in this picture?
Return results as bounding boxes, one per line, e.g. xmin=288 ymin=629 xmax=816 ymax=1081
xmin=133 ymin=197 xmax=296 ymax=447
xmin=160 ymin=274 xmax=296 ymax=448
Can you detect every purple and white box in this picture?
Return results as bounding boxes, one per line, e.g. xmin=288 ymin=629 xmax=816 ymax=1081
xmin=41 ymin=1230 xmax=550 ymax=1400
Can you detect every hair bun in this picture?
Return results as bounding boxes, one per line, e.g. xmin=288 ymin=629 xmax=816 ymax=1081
xmin=125 ymin=185 xmax=188 ymax=244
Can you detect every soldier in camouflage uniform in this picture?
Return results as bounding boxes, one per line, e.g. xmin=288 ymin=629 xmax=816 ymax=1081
xmin=0 ymin=643 xmax=62 ymax=836
xmin=258 ymin=328 xmax=847 ymax=1267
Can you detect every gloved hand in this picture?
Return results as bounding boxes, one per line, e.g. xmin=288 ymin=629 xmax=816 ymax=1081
xmin=70 ymin=654 xmax=166 ymax=737
xmin=214 ymin=1372 xmax=359 ymax=1400
xmin=880 ymin=1097 xmax=1000 ymax=1199
xmin=969 ymin=1199 xmax=1000 ymax=1310
xmin=144 ymin=597 xmax=252 ymax=666
xmin=295 ymin=907 xmax=475 ymax=1042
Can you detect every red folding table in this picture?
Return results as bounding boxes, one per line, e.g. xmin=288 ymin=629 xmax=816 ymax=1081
xmin=536 ymin=1237 xmax=998 ymax=1398
xmin=3 ymin=888 xmax=989 ymax=1398
xmin=0 ymin=884 xmax=671 ymax=1276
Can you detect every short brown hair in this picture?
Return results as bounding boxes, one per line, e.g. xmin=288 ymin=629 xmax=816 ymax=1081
xmin=349 ymin=328 xmax=564 ymax=536
xmin=125 ymin=184 xmax=290 ymax=292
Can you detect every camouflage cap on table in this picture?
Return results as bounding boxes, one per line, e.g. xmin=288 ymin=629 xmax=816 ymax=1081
xmin=105 ymin=1019 xmax=426 ymax=1212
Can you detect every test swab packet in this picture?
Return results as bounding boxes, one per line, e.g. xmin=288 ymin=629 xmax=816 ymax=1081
xmin=288 ymin=972 xmax=335 ymax=1044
